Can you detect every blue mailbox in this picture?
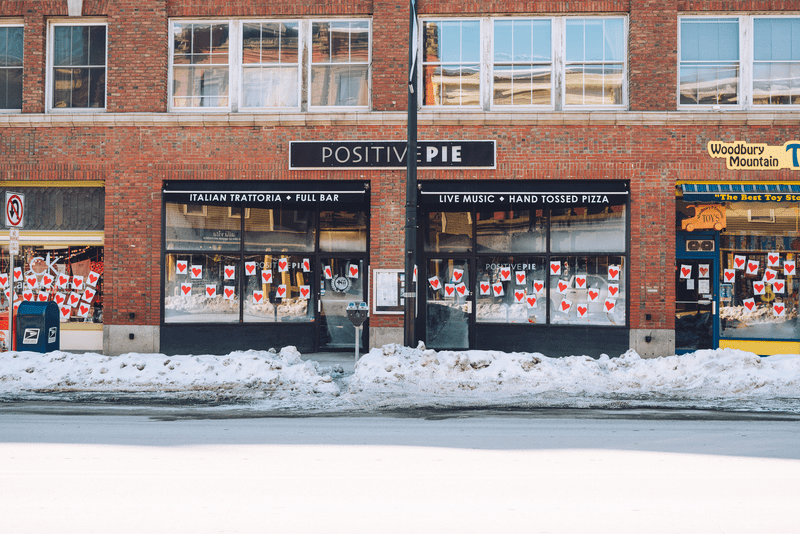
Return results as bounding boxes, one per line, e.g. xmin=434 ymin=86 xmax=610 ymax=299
xmin=16 ymin=301 xmax=60 ymax=352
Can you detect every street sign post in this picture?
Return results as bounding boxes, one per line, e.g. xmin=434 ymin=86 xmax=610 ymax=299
xmin=5 ymin=192 xmax=24 ymax=351
xmin=5 ymin=191 xmax=25 ymax=228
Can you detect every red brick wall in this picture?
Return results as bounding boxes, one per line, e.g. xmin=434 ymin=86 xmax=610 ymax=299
xmin=629 ymin=0 xmax=677 ymax=112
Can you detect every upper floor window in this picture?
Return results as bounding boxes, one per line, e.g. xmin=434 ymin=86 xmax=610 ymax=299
xmin=169 ymin=19 xmax=371 ymax=112
xmin=420 ymin=16 xmax=627 ymax=110
xmin=49 ymin=23 xmax=106 ymax=110
xmin=0 ymin=25 xmax=23 ymax=110
xmin=679 ymin=15 xmax=800 ymax=109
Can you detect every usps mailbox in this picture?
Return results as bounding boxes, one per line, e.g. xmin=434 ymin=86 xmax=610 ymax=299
xmin=16 ymin=301 xmax=60 ymax=352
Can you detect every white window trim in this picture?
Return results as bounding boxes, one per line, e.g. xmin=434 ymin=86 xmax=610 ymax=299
xmin=0 ymin=22 xmax=24 ymax=113
xmin=676 ymin=14 xmax=800 ymax=110
xmin=46 ymin=19 xmax=108 ymax=113
xmin=419 ymin=15 xmax=628 ymax=112
xmin=306 ymin=18 xmax=372 ymax=112
xmin=489 ymin=17 xmax=556 ymax=111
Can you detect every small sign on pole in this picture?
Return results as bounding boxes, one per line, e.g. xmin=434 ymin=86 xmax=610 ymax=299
xmin=9 ymin=228 xmax=19 ymax=255
xmin=5 ymin=192 xmax=25 ymax=228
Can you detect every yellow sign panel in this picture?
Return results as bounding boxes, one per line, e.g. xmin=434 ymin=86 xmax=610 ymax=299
xmin=681 ymin=204 xmax=726 ymax=231
xmin=708 ymin=141 xmax=800 ymax=170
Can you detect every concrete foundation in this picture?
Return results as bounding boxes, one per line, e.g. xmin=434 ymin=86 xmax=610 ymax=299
xmin=369 ymin=326 xmax=403 ymax=350
xmin=104 ymin=325 xmax=161 ymax=356
xmin=629 ymin=329 xmax=675 ymax=359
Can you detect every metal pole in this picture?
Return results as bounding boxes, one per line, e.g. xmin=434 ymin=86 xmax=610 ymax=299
xmin=7 ymin=252 xmax=12 ymax=351
xmin=354 ymin=325 xmax=360 ymax=364
xmin=404 ymin=0 xmax=418 ymax=348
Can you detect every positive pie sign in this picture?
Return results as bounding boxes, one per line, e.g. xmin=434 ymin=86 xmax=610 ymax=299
xmin=5 ymin=192 xmax=25 ymax=228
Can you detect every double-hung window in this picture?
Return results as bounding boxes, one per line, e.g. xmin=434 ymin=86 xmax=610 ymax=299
xmin=169 ymin=19 xmax=371 ymax=112
xmin=420 ymin=16 xmax=627 ymax=110
xmin=0 ymin=24 xmax=23 ymax=111
xmin=49 ymin=22 xmax=107 ymax=110
xmin=679 ymin=16 xmax=800 ymax=109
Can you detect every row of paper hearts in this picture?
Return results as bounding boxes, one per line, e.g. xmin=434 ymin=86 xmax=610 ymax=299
xmin=178 ymin=284 xmax=308 ymax=301
xmin=441 ymin=265 xmax=622 ymax=284
xmin=739 ymin=299 xmax=790 ymax=316
xmin=1 ymin=271 xmax=101 ymax=290
xmin=432 ymin=278 xmax=619 ymax=298
xmin=731 ymin=256 xmax=795 ymax=274
xmin=175 ymin=263 xmax=358 ymax=281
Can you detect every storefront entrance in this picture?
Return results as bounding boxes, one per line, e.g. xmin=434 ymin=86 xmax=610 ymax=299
xmin=319 ymin=257 xmax=367 ymax=349
xmin=675 ymin=236 xmax=719 ymax=353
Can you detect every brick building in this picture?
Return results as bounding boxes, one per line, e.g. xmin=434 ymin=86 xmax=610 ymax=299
xmin=2 ymin=0 xmax=800 ymax=357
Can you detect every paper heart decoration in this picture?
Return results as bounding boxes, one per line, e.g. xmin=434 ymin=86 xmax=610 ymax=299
xmin=300 ymin=286 xmax=310 ymax=299
xmin=724 ymin=269 xmax=735 ymax=282
xmin=764 ymin=269 xmax=776 ymax=281
xmin=277 ymin=285 xmax=287 ymax=297
xmin=69 ymin=293 xmax=80 ymax=306
xmin=87 ymin=271 xmax=100 ymax=286
xmin=191 ymin=266 xmax=202 ymax=279
xmin=608 ymin=267 xmax=619 ymax=280
xmin=445 ymin=284 xmax=455 ymax=296
xmin=734 ymin=256 xmax=746 ymax=269
xmin=753 ymin=282 xmax=765 ymax=294
xmin=774 ymin=304 xmax=785 ymax=316
xmin=14 ymin=267 xmax=22 ymax=281
xmin=261 ymin=270 xmax=273 ymax=284
xmin=429 ymin=277 xmax=441 ymax=290
xmin=453 ymin=269 xmax=464 ymax=282
xmin=245 ymin=262 xmax=256 ymax=275
xmin=3 ymin=288 xmax=11 ymax=299
xmin=181 ymin=283 xmax=192 ymax=296
xmin=42 ymin=273 xmax=54 ymax=287
xmin=773 ymin=281 xmax=785 ymax=293
xmin=176 ymin=261 xmax=187 ymax=274
xmin=550 ymin=262 xmax=561 ymax=275
xmin=575 ymin=276 xmax=586 ymax=288
xmin=516 ymin=272 xmax=526 ymax=284
xmin=747 ymin=261 xmax=759 ymax=274
xmin=349 ymin=265 xmax=359 ymax=278
xmin=54 ymin=292 xmax=66 ymax=305
xmin=577 ymin=305 xmax=588 ymax=317
xmin=557 ymin=281 xmax=568 ymax=293
xmin=0 ymin=274 xmax=7 ymax=288
xmin=253 ymin=291 xmax=264 ymax=303
xmin=480 ymin=283 xmax=490 ymax=295
xmin=499 ymin=269 xmax=511 ymax=281
xmin=785 ymin=262 xmax=796 ymax=275
xmin=456 ymin=284 xmax=466 ymax=296
xmin=82 ymin=288 xmax=96 ymax=303
xmin=604 ymin=299 xmax=616 ymax=312
xmin=680 ymin=267 xmax=691 ymax=278
xmin=324 ymin=266 xmax=332 ymax=279
xmin=58 ymin=275 xmax=70 ymax=288
xmin=413 ymin=265 xmax=418 ymax=283
xmin=302 ymin=259 xmax=311 ymax=272
xmin=38 ymin=292 xmax=49 ymax=302
xmin=588 ymin=290 xmax=599 ymax=302
xmin=526 ymin=296 xmax=537 ymax=308
xmin=533 ymin=281 xmax=544 ymax=294
xmin=493 ymin=283 xmax=504 ymax=297
xmin=206 ymin=285 xmax=217 ymax=298
xmin=560 ymin=299 xmax=572 ymax=312
xmin=78 ymin=303 xmax=90 ymax=317
xmin=23 ymin=291 xmax=33 ymax=301
xmin=608 ymin=284 xmax=619 ymax=297
xmin=60 ymin=306 xmax=71 ymax=318
xmin=514 ymin=290 xmax=525 ymax=303
xmin=73 ymin=276 xmax=86 ymax=290
xmin=224 ymin=267 xmax=235 ymax=280
xmin=768 ymin=254 xmax=780 ymax=266
xmin=278 ymin=259 xmax=289 ymax=272
xmin=224 ymin=286 xmax=235 ymax=299
xmin=26 ymin=275 xmax=38 ymax=287
xmin=698 ymin=267 xmax=708 ymax=277
xmin=743 ymin=299 xmax=755 ymax=311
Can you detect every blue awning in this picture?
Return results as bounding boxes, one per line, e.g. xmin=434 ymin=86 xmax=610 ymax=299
xmin=679 ymin=183 xmax=800 ymax=202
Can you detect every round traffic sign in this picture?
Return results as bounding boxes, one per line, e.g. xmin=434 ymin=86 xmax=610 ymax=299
xmin=6 ymin=194 xmax=23 ymax=227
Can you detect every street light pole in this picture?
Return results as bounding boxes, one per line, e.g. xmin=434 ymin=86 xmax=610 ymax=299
xmin=404 ymin=0 xmax=419 ymax=348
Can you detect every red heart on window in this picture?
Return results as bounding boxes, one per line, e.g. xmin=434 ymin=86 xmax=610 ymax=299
xmin=453 ymin=271 xmax=463 ymax=281
xmin=253 ymin=292 xmax=263 ymax=303
xmin=754 ymin=283 xmax=764 ymax=293
xmin=262 ymin=271 xmax=272 ymax=283
xmin=246 ymin=264 xmax=255 ymax=274
xmin=699 ymin=267 xmax=708 ymax=276
xmin=769 ymin=254 xmax=779 ymax=264
xmin=514 ymin=291 xmax=524 ymax=301
xmin=303 ymin=259 xmax=310 ymax=270
xmin=350 ymin=266 xmax=358 ymax=276
xmin=589 ymin=290 xmax=599 ymax=300
xmin=60 ymin=306 xmax=71 ymax=317
xmin=177 ymin=263 xmax=187 ymax=273
xmin=527 ymin=296 xmax=536 ymax=306
xmin=277 ymin=286 xmax=286 ymax=296
xmin=605 ymin=301 xmax=615 ymax=311
xmin=80 ymin=305 xmax=89 ymax=315
xmin=457 ymin=285 xmax=466 ymax=295
xmin=26 ymin=276 xmax=37 ymax=287
xmin=225 ymin=268 xmax=234 ymax=278
xmin=70 ymin=294 xmax=80 ymax=305
xmin=560 ymin=300 xmax=570 ymax=311
xmin=88 ymin=272 xmax=98 ymax=285
xmin=609 ymin=268 xmax=619 ymax=278
xmin=445 ymin=286 xmax=454 ymax=296
xmin=787 ymin=264 xmax=796 ymax=274
xmin=192 ymin=268 xmax=202 ymax=277
xmin=534 ymin=282 xmax=544 ymax=292
xmin=578 ymin=305 xmax=588 ymax=315
xmin=735 ymin=257 xmax=745 ymax=267
xmin=774 ymin=282 xmax=784 ymax=291
xmin=575 ymin=276 xmax=586 ymax=288
xmin=493 ymin=283 xmax=503 ymax=294
xmin=59 ymin=275 xmax=70 ymax=286
xmin=224 ymin=288 xmax=234 ymax=298
xmin=38 ymin=293 xmax=48 ymax=302
xmin=765 ymin=271 xmax=775 ymax=281
xmin=500 ymin=270 xmax=510 ymax=279
xmin=181 ymin=284 xmax=191 ymax=295
xmin=516 ymin=273 xmax=525 ymax=283
xmin=558 ymin=281 xmax=567 ymax=292
xmin=551 ymin=264 xmax=560 ymax=274
xmin=747 ymin=262 xmax=759 ymax=273
xmin=301 ymin=287 xmax=310 ymax=297
xmin=54 ymin=293 xmax=65 ymax=304
xmin=609 ymin=286 xmax=618 ymax=296
xmin=744 ymin=300 xmax=755 ymax=311
xmin=681 ymin=267 xmax=691 ymax=277
xmin=42 ymin=274 xmax=54 ymax=286
xmin=480 ymin=283 xmax=490 ymax=293
xmin=430 ymin=279 xmax=440 ymax=289
xmin=775 ymin=305 xmax=785 ymax=314
xmin=0 ymin=275 xmax=6 ymax=286
xmin=278 ymin=260 xmax=288 ymax=270
xmin=724 ymin=271 xmax=735 ymax=281
xmin=206 ymin=286 xmax=215 ymax=296
xmin=23 ymin=292 xmax=33 ymax=301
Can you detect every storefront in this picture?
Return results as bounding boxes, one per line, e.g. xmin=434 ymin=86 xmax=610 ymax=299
xmin=677 ymin=181 xmax=800 ymax=355
xmin=417 ymin=180 xmax=630 ymax=357
xmin=161 ymin=180 xmax=369 ymax=354
xmin=0 ymin=182 xmax=105 ymax=352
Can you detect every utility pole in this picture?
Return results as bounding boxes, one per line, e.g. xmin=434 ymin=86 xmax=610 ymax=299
xmin=404 ymin=0 xmax=418 ymax=347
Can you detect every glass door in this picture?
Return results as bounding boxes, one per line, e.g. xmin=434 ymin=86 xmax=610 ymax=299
xmin=425 ymin=258 xmax=471 ymax=349
xmin=675 ymin=258 xmax=716 ymax=352
xmin=318 ymin=257 xmax=366 ymax=350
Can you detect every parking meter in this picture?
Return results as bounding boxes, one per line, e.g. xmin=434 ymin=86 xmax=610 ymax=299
xmin=347 ymin=302 xmax=369 ymax=362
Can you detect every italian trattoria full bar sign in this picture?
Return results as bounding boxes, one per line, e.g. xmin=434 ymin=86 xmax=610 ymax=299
xmin=289 ymin=140 xmax=496 ymax=169
xmin=708 ymin=140 xmax=800 ymax=170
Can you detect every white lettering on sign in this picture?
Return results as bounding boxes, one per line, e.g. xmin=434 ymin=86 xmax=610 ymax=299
xmin=424 ymin=146 xmax=462 ymax=163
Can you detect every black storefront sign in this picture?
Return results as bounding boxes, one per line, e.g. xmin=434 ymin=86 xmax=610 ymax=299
xmin=419 ymin=179 xmax=629 ymax=208
xmin=289 ymin=140 xmax=496 ymax=169
xmin=162 ymin=180 xmax=368 ymax=207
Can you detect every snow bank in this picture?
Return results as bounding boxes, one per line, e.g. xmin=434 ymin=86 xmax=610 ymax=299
xmin=348 ymin=344 xmax=800 ymax=405
xmin=0 ymin=347 xmax=339 ymax=398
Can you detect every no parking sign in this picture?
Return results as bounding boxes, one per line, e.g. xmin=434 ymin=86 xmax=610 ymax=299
xmin=5 ymin=192 xmax=25 ymax=228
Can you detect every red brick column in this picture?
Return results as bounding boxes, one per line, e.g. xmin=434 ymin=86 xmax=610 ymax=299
xmin=629 ymin=0 xmax=678 ymax=111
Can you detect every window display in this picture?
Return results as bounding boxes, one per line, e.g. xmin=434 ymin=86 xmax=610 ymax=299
xmin=476 ymin=256 xmax=546 ymax=324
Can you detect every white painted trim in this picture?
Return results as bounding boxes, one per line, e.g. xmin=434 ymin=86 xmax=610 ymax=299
xmin=46 ymin=21 xmax=108 ymax=113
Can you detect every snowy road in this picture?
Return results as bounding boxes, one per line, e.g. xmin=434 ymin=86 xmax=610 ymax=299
xmin=2 ymin=410 xmax=799 ymax=534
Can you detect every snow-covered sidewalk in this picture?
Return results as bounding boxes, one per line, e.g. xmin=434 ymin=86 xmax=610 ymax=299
xmin=1 ymin=345 xmax=799 ymax=412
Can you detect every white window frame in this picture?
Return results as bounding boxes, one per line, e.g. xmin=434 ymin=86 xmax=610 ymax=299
xmin=419 ymin=16 xmax=628 ymax=111
xmin=239 ymin=20 xmax=302 ymax=112
xmin=307 ymin=18 xmax=372 ymax=111
xmin=490 ymin=17 xmax=555 ymax=110
xmin=751 ymin=14 xmax=800 ymax=109
xmin=46 ymin=19 xmax=108 ymax=113
xmin=0 ymin=21 xmax=24 ymax=113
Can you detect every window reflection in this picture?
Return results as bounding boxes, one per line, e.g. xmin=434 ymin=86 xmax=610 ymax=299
xmin=425 ymin=211 xmax=473 ymax=252
xmin=476 ymin=256 xmax=546 ymax=324
xmin=244 ymin=207 xmax=315 ymax=252
xmin=679 ymin=19 xmax=739 ymax=105
xmin=550 ymin=204 xmax=626 ymax=253
xmin=423 ymin=20 xmax=481 ymax=106
xmin=320 ymin=210 xmax=367 ymax=252
xmin=310 ymin=20 xmax=370 ymax=107
xmin=477 ymin=210 xmax=546 ymax=252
